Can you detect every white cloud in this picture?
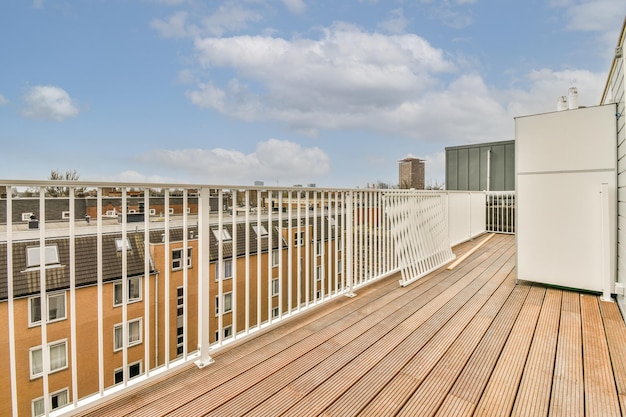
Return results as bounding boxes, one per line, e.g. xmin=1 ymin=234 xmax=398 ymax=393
xmin=21 ymin=85 xmax=79 ymax=121
xmin=151 ymin=4 xmax=262 ymax=38
xmin=32 ymin=0 xmax=43 ymax=9
xmin=0 ymin=94 xmax=8 ymax=106
xmin=282 ymin=0 xmax=306 ymax=14
xmin=378 ymin=8 xmax=408 ymax=34
xmin=138 ymin=139 xmax=330 ymax=184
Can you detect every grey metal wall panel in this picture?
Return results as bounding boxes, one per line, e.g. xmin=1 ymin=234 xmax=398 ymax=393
xmin=445 ymin=140 xmax=515 ymax=191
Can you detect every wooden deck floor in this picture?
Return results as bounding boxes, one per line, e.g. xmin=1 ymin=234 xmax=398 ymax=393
xmin=76 ymin=234 xmax=626 ymax=417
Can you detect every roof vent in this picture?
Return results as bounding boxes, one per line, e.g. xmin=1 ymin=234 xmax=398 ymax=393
xmin=557 ymin=96 xmax=568 ymax=111
xmin=616 ymin=46 xmax=623 ymax=58
xmin=568 ymin=87 xmax=578 ymax=110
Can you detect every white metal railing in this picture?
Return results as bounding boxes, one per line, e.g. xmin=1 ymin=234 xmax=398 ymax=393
xmin=486 ymin=191 xmax=516 ymax=234
xmin=0 ymin=181 xmax=486 ymax=416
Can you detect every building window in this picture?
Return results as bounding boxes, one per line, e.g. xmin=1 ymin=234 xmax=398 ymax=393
xmin=26 ymin=245 xmax=60 ymax=268
xmin=115 ymin=238 xmax=132 ymax=251
xmin=271 ymin=278 xmax=279 ymax=296
xmin=30 ymin=340 xmax=67 ymax=379
xmin=32 ymin=388 xmax=69 ymax=416
xmin=316 ymin=241 xmax=322 ymax=256
xmin=338 ymin=236 xmax=343 ymax=251
xmin=338 ymin=260 xmax=343 ymax=274
xmin=272 ymin=307 xmax=279 ymax=319
xmin=172 ymin=248 xmax=192 ymax=270
xmin=252 ymin=224 xmax=268 ymax=236
xmin=316 ymin=265 xmax=322 ymax=281
xmin=177 ymin=287 xmax=184 ymax=357
xmin=114 ymin=319 xmax=142 ymax=351
xmin=29 ymin=292 xmax=66 ymax=326
xmin=215 ymin=259 xmax=233 ymax=280
xmin=294 ymin=231 xmax=304 ymax=247
xmin=212 ymin=228 xmax=232 ymax=241
xmin=316 ymin=290 xmax=322 ymax=300
xmin=113 ymin=277 xmax=142 ymax=306
xmin=22 ymin=212 xmax=34 ymax=222
xmin=272 ymin=250 xmax=279 ymax=267
xmin=215 ymin=325 xmax=233 ymax=341
xmin=215 ymin=292 xmax=232 ymax=315
xmin=114 ymin=360 xmax=142 ymax=385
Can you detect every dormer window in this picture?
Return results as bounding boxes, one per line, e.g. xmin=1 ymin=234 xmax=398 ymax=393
xmin=212 ymin=228 xmax=232 ymax=241
xmin=26 ymin=246 xmax=60 ymax=268
xmin=252 ymin=224 xmax=268 ymax=236
xmin=115 ymin=238 xmax=132 ymax=251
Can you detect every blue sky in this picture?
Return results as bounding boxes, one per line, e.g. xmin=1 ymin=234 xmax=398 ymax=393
xmin=0 ymin=0 xmax=624 ymax=188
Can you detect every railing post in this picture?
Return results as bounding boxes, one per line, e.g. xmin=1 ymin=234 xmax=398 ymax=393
xmin=345 ymin=191 xmax=356 ymax=297
xmin=195 ymin=187 xmax=214 ymax=368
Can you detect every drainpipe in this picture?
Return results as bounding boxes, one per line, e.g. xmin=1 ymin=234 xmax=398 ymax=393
xmin=155 ymin=272 xmax=159 ymax=366
xmin=486 ymin=149 xmax=491 ymax=192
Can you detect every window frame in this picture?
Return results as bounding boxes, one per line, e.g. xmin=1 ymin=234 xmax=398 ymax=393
xmin=26 ymin=245 xmax=60 ymax=268
xmin=252 ymin=224 xmax=268 ymax=236
xmin=30 ymin=339 xmax=68 ymax=380
xmin=271 ymin=278 xmax=279 ymax=296
xmin=31 ymin=387 xmax=69 ymax=417
xmin=215 ymin=325 xmax=233 ymax=342
xmin=215 ymin=292 xmax=233 ymax=316
xmin=28 ymin=291 xmax=67 ymax=327
xmin=172 ymin=247 xmax=193 ymax=271
xmin=215 ymin=259 xmax=233 ymax=281
xmin=113 ymin=276 xmax=142 ymax=307
xmin=114 ymin=360 xmax=142 ymax=385
xmin=113 ymin=318 xmax=143 ymax=352
xmin=114 ymin=237 xmax=132 ymax=251
xmin=212 ymin=228 xmax=232 ymax=242
xmin=271 ymin=250 xmax=279 ymax=267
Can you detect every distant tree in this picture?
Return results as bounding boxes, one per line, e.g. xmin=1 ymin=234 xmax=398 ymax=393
xmin=425 ymin=180 xmax=445 ymax=190
xmin=47 ymin=169 xmax=82 ymax=197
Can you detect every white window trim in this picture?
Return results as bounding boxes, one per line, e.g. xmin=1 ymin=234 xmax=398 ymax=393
xmin=26 ymin=245 xmax=60 ymax=269
xmin=113 ymin=318 xmax=143 ymax=352
xmin=114 ymin=360 xmax=142 ymax=385
xmin=28 ymin=292 xmax=67 ymax=327
xmin=271 ymin=250 xmax=279 ymax=267
xmin=316 ymin=241 xmax=322 ymax=257
xmin=113 ymin=277 xmax=142 ymax=307
xmin=215 ymin=259 xmax=233 ymax=281
xmin=172 ymin=247 xmax=193 ymax=271
xmin=316 ymin=265 xmax=322 ymax=281
xmin=271 ymin=278 xmax=279 ymax=296
xmin=30 ymin=339 xmax=68 ymax=380
xmin=215 ymin=292 xmax=233 ymax=316
xmin=215 ymin=325 xmax=233 ymax=341
xmin=32 ymin=387 xmax=69 ymax=417
xmin=272 ymin=307 xmax=279 ymax=319
xmin=115 ymin=237 xmax=132 ymax=251
xmin=252 ymin=224 xmax=268 ymax=236
xmin=212 ymin=228 xmax=232 ymax=242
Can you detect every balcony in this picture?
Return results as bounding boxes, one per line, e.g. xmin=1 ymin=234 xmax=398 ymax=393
xmin=73 ymin=234 xmax=626 ymax=417
xmin=0 ymin=181 xmax=623 ymax=416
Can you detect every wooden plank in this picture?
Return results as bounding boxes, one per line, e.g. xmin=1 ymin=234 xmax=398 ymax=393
xmin=394 ymin=273 xmax=519 ymax=417
xmin=447 ymin=233 xmax=495 ymax=270
xmin=472 ymin=285 xmax=546 ymax=417
xmin=511 ymin=288 xmax=562 ymax=417
xmin=249 ymin=237 xmax=514 ymax=417
xmin=433 ymin=283 xmax=531 ymax=417
xmin=165 ymin=236 xmax=514 ymax=417
xmin=581 ymin=294 xmax=621 ymax=417
xmin=599 ymin=299 xmax=626 ymax=415
xmin=548 ymin=290 xmax=584 ymax=417
xmin=358 ymin=250 xmax=516 ymax=417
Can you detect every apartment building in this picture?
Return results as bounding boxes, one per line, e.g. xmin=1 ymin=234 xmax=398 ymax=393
xmin=0 ymin=203 xmax=345 ymax=416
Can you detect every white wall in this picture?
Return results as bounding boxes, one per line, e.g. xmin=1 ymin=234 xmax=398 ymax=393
xmin=447 ymin=191 xmax=486 ymax=246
